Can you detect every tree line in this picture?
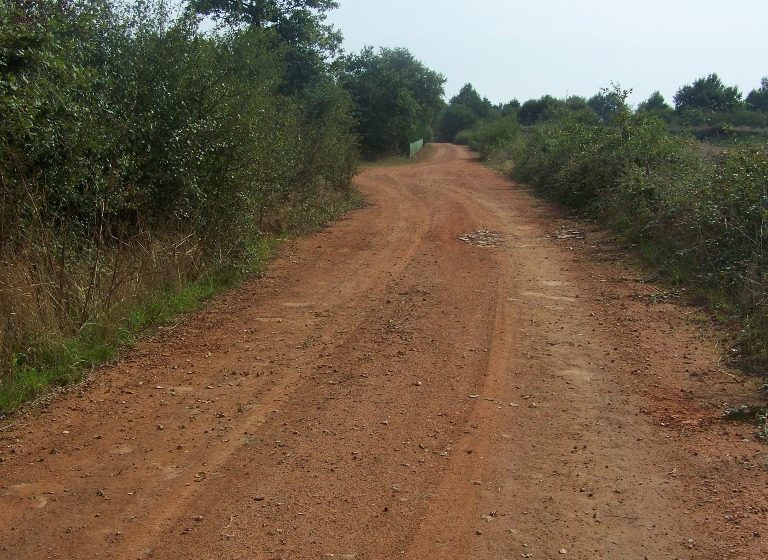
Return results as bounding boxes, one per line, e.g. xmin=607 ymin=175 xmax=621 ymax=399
xmin=439 ymin=74 xmax=768 ymax=143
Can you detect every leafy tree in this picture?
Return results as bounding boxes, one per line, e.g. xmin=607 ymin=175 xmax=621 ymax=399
xmin=500 ymin=99 xmax=520 ymax=116
xmin=439 ymin=103 xmax=477 ymax=141
xmin=517 ymin=95 xmax=565 ymax=125
xmin=588 ymin=86 xmax=630 ymax=123
xmin=637 ymin=91 xmax=670 ymax=112
xmin=192 ymin=0 xmax=342 ymax=93
xmin=564 ymin=96 xmax=589 ymax=111
xmin=560 ymin=96 xmax=599 ymax=124
xmin=340 ymin=47 xmax=445 ymax=157
xmin=454 ymin=114 xmax=520 ymax=160
xmin=436 ymin=83 xmax=495 ymax=141
xmin=636 ymin=91 xmax=673 ymax=121
xmin=673 ymin=73 xmax=742 ymax=112
xmin=192 ymin=0 xmax=337 ymax=32
xmin=746 ymin=77 xmax=768 ymax=112
xmin=450 ymin=83 xmax=493 ymax=118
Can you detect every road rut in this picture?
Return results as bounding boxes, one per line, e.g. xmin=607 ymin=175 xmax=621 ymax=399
xmin=1 ymin=144 xmax=767 ymax=559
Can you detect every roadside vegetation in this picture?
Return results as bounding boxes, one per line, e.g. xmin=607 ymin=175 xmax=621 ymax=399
xmin=339 ymin=47 xmax=445 ymax=159
xmin=0 ymin=0 xmax=444 ymax=414
xmin=440 ymin=78 xmax=768 ymax=371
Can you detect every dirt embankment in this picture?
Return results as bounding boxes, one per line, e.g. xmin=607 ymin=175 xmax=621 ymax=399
xmin=1 ymin=144 xmax=767 ymax=559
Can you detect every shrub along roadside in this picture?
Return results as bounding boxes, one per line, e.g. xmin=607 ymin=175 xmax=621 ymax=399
xmin=467 ymin=93 xmax=767 ymax=371
xmin=0 ymin=0 xmax=363 ymax=415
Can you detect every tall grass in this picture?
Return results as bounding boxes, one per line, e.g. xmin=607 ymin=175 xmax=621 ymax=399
xmin=0 ymin=186 xmax=363 ymax=416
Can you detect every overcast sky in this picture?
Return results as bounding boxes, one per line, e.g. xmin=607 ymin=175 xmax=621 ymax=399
xmin=327 ymin=0 xmax=768 ymax=107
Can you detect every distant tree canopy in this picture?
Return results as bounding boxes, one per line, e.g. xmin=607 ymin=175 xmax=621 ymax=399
xmin=635 ymin=91 xmax=674 ymax=122
xmin=587 ymin=87 xmax=630 ymax=123
xmin=500 ymin=99 xmax=521 ymax=116
xmin=340 ymin=47 xmax=445 ymax=157
xmin=746 ymin=78 xmax=768 ymax=112
xmin=517 ymin=95 xmax=565 ymax=125
xmin=637 ymin=91 xmax=671 ymax=112
xmin=439 ymin=103 xmax=477 ymax=142
xmin=443 ymin=74 xmax=768 ymax=157
xmin=674 ymin=73 xmax=742 ymax=112
xmin=564 ymin=96 xmax=589 ymax=111
xmin=437 ymin=83 xmax=495 ymax=141
xmin=451 ymin=84 xmax=494 ymax=118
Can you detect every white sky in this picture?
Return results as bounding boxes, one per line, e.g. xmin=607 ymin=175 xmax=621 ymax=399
xmin=327 ymin=0 xmax=768 ymax=106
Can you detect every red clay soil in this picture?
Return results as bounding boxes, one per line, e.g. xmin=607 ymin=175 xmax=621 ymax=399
xmin=1 ymin=144 xmax=767 ymax=560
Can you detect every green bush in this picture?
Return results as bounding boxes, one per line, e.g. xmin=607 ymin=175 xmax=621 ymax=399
xmin=511 ymin=99 xmax=768 ymax=367
xmin=0 ymin=0 xmax=358 ymax=408
xmin=455 ymin=115 xmax=521 ymax=161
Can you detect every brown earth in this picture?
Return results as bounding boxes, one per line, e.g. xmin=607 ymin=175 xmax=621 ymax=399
xmin=1 ymin=143 xmax=767 ymax=560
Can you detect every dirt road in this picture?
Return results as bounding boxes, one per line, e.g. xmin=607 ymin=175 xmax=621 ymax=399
xmin=2 ymin=144 xmax=767 ymax=559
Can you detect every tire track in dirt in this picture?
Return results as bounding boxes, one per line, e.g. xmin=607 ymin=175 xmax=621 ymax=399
xmin=1 ymin=144 xmax=766 ymax=560
xmin=123 ymin=158 xmax=437 ymax=559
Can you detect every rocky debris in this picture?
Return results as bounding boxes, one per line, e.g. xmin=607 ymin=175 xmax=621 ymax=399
xmin=555 ymin=229 xmax=585 ymax=240
xmin=459 ymin=230 xmax=504 ymax=247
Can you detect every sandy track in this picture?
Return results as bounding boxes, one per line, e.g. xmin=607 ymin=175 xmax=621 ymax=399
xmin=1 ymin=144 xmax=767 ymax=559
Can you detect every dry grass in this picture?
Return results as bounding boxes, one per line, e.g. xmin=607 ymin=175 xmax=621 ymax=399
xmin=0 ymin=231 xmax=205 ymax=364
xmin=0 ymin=186 xmax=363 ymax=415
